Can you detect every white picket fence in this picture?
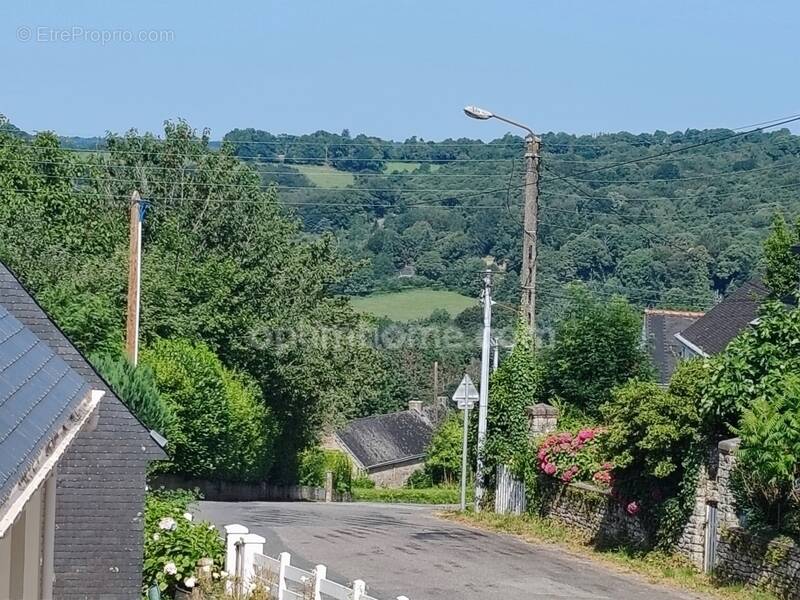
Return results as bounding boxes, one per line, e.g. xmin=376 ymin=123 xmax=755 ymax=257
xmin=494 ymin=464 xmax=526 ymax=515
xmin=224 ymin=524 xmax=409 ymax=600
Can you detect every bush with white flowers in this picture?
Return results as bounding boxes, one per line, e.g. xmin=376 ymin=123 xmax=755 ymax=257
xmin=143 ymin=489 xmax=225 ymax=597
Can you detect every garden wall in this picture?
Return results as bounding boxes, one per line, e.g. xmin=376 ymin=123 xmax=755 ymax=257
xmin=150 ymin=474 xmax=351 ymax=502
xmin=716 ymin=528 xmax=800 ymax=600
xmin=536 ymin=479 xmax=650 ymax=547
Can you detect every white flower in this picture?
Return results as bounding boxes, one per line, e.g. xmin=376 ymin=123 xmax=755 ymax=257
xmin=163 ymin=562 xmax=178 ymax=576
xmin=152 ymin=533 xmax=160 ymax=541
xmin=207 ymin=524 xmax=216 ymax=530
xmin=220 ymin=571 xmax=228 ymax=578
xmin=212 ymin=572 xmax=220 ymax=579
xmin=183 ymin=512 xmax=193 ymax=522
xmin=158 ymin=517 xmax=177 ymax=531
xmin=184 ymin=577 xmax=197 ymax=589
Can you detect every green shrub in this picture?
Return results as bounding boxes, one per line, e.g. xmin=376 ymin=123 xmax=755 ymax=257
xmin=142 ymin=338 xmax=275 ymax=481
xmin=90 ymin=352 xmax=174 ymax=434
xmin=733 ymin=372 xmax=800 ymax=534
xmin=406 ymin=469 xmax=434 ymax=489
xmin=142 ymin=490 xmax=224 ymax=596
xmin=352 ymin=474 xmax=376 ymax=489
xmin=424 ymin=412 xmax=463 ymax=485
xmin=297 ymin=448 xmax=353 ymax=493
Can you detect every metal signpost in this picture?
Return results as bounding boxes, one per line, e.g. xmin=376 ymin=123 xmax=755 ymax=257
xmin=452 ymin=374 xmax=479 ymax=510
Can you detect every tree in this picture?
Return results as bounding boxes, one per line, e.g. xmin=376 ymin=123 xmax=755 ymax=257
xmin=543 ymin=286 xmax=652 ymax=417
xmin=90 ymin=352 xmax=174 ymax=435
xmin=424 ymin=413 xmax=463 ymax=485
xmin=142 ymin=338 xmax=274 ymax=481
xmin=763 ymin=213 xmax=800 ymax=298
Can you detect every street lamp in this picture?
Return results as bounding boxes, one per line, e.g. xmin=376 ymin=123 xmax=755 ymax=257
xmin=463 ymin=105 xmax=540 ymax=511
xmin=463 ymin=105 xmax=536 ymax=138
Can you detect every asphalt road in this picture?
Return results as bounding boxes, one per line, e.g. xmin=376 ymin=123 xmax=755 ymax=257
xmin=196 ymin=501 xmax=702 ymax=600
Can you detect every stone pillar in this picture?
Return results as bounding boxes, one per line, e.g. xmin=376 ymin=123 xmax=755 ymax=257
xmin=408 ymin=400 xmax=423 ymax=413
xmin=716 ymin=437 xmax=741 ymax=528
xmin=526 ymin=403 xmax=559 ymax=436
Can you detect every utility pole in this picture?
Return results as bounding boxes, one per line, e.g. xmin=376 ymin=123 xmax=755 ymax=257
xmin=475 ymin=269 xmax=493 ymax=511
xmin=521 ymin=134 xmax=541 ymax=335
xmin=126 ymin=191 xmax=145 ymax=366
xmin=492 ymin=338 xmax=499 ymax=372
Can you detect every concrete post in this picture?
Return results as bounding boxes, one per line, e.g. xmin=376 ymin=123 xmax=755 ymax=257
xmin=325 ymin=471 xmax=333 ymax=503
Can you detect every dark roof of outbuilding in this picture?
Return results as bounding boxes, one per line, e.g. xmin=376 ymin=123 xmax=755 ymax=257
xmin=676 ymin=279 xmax=769 ymax=356
xmin=336 ymin=410 xmax=433 ymax=469
xmin=643 ymin=309 xmax=704 ymax=385
xmin=0 ymin=303 xmax=91 ymax=507
xmin=0 ymin=262 xmax=165 ymax=460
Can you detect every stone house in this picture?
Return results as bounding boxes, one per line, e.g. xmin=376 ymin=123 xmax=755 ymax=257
xmin=674 ymin=279 xmax=768 ymax=358
xmin=0 ymin=262 xmax=166 ymax=599
xmin=642 ymin=308 xmax=704 ymax=385
xmin=325 ymin=401 xmax=434 ymax=487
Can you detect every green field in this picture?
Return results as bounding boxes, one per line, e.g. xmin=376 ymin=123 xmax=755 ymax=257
xmin=350 ymin=289 xmax=475 ymax=321
xmin=294 ymin=164 xmax=355 ymax=188
xmin=384 ymin=161 xmax=440 ymax=173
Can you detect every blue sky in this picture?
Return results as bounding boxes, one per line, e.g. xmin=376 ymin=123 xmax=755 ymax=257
xmin=2 ymin=1 xmax=798 ymax=140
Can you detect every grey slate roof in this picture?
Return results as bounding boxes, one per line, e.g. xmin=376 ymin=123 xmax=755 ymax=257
xmin=643 ymin=309 xmax=704 ymax=385
xmin=0 ymin=261 xmax=165 ymax=600
xmin=337 ymin=410 xmax=433 ymax=469
xmin=677 ymin=279 xmax=768 ymax=356
xmin=0 ymin=303 xmax=91 ymax=508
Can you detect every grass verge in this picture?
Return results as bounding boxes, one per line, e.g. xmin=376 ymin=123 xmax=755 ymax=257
xmin=442 ymin=512 xmax=778 ymax=600
xmin=352 ymin=486 xmax=467 ymax=504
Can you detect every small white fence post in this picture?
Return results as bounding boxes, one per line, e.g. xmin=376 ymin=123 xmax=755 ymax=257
xmin=224 ymin=524 xmax=249 ymax=594
xmin=352 ymin=579 xmax=366 ymax=600
xmin=240 ymin=533 xmax=266 ymax=592
xmin=278 ymin=552 xmax=291 ymax=600
xmin=313 ymin=564 xmax=326 ymax=600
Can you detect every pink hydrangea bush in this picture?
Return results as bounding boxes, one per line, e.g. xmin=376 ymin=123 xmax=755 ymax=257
xmin=537 ymin=428 xmax=614 ymax=487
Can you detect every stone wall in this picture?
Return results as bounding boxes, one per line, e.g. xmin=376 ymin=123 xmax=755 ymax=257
xmin=537 ymin=480 xmax=650 ymax=548
xmin=368 ymin=459 xmax=424 ymax=487
xmin=716 ymin=528 xmax=800 ymax=600
xmin=151 ymin=474 xmax=351 ymax=502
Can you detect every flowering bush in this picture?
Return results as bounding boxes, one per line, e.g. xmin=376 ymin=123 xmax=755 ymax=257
xmin=142 ymin=489 xmax=225 ymax=596
xmin=537 ymin=428 xmax=614 ymax=487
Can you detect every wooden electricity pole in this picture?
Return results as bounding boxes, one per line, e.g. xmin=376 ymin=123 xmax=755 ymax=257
xmin=521 ymin=134 xmax=541 ymax=335
xmin=126 ymin=191 xmax=144 ymax=366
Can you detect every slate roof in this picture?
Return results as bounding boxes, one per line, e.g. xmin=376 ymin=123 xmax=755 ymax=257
xmin=0 ymin=261 xmax=166 ymax=599
xmin=643 ymin=309 xmax=704 ymax=385
xmin=676 ymin=279 xmax=769 ymax=356
xmin=0 ymin=303 xmax=91 ymax=509
xmin=336 ymin=410 xmax=433 ymax=469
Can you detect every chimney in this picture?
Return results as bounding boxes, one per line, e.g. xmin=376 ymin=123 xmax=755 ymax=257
xmin=408 ymin=400 xmax=423 ymax=414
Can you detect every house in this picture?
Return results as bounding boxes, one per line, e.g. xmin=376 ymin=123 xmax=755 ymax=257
xmin=642 ymin=308 xmax=704 ymax=385
xmin=674 ymin=279 xmax=769 ymax=358
xmin=325 ymin=401 xmax=434 ymax=487
xmin=0 ymin=262 xmax=166 ymax=600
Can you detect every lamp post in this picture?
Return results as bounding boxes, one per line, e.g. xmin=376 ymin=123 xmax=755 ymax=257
xmin=464 ymin=106 xmax=540 ymax=335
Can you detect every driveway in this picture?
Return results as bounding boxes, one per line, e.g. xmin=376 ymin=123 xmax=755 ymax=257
xmin=196 ymin=501 xmax=702 ymax=600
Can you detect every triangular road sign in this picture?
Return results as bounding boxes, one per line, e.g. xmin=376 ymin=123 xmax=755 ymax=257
xmin=452 ymin=374 xmax=479 ymax=409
